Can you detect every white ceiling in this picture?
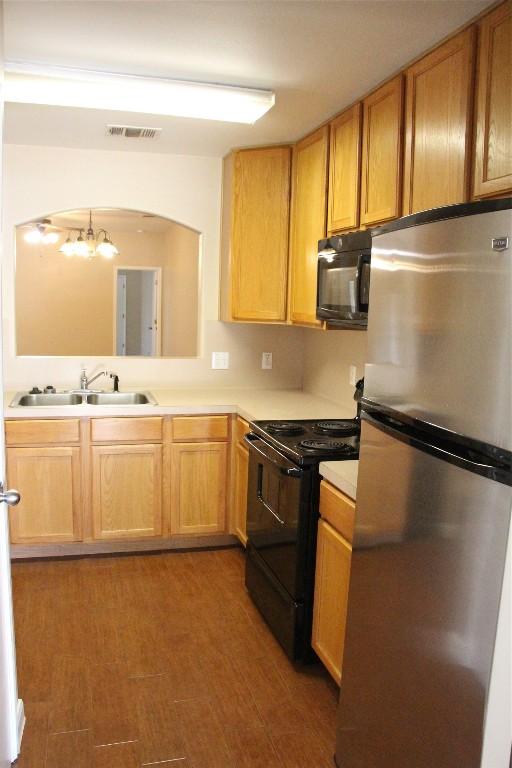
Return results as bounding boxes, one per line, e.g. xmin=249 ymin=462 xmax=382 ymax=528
xmin=3 ymin=0 xmax=493 ymax=158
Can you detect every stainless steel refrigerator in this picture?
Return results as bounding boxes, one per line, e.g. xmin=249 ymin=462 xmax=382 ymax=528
xmin=335 ymin=199 xmax=512 ymax=768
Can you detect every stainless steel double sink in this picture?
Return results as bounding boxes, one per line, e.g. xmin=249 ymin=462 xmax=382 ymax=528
xmin=10 ymin=391 xmax=157 ymax=407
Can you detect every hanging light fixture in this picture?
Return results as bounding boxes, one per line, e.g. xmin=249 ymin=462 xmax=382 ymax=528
xmin=23 ymin=219 xmax=60 ymax=245
xmin=56 ymin=211 xmax=119 ymax=259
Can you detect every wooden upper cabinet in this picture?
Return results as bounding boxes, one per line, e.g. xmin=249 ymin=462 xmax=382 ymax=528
xmin=473 ymin=2 xmax=512 ymax=198
xmin=289 ymin=126 xmax=329 ymax=327
xmin=360 ymin=76 xmax=404 ymax=226
xmin=221 ymin=146 xmax=291 ymax=322
xmin=403 ymin=28 xmax=475 ymax=214
xmin=328 ymin=104 xmax=362 ymax=232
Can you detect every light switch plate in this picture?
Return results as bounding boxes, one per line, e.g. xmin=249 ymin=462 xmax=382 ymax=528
xmin=212 ymin=352 xmax=229 ymax=369
xmin=261 ymin=352 xmax=273 ymax=370
xmin=349 ymin=365 xmax=357 ymax=386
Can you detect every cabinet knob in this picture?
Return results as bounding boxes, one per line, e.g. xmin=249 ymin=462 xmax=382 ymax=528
xmin=0 ymin=483 xmax=21 ymax=507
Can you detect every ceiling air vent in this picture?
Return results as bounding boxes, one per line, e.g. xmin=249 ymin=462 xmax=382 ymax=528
xmin=106 ymin=124 xmax=162 ymax=139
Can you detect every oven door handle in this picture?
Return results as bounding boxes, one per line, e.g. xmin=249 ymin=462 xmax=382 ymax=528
xmin=244 ymin=433 xmax=304 ymax=478
xmin=256 ymin=492 xmax=286 ymax=526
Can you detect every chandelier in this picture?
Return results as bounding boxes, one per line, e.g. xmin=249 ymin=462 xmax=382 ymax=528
xmin=59 ymin=210 xmax=119 ymax=259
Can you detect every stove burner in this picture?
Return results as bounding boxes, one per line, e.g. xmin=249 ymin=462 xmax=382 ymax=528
xmin=314 ymin=420 xmax=358 ymax=436
xmin=299 ymin=439 xmax=356 ymax=453
xmin=267 ymin=422 xmax=305 ymax=436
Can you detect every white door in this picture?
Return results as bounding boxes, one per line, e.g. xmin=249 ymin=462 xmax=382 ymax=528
xmin=0 ymin=2 xmax=23 ymax=762
xmin=140 ymin=269 xmax=157 ymax=356
xmin=115 ymin=273 xmax=127 ymax=355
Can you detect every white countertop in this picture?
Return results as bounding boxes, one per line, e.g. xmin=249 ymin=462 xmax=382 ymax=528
xmin=320 ymin=459 xmax=359 ymax=500
xmin=4 ymin=388 xmax=355 ymax=423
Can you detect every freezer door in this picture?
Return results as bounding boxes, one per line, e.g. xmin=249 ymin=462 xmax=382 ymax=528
xmin=365 ymin=207 xmax=511 ymax=451
xmin=336 ymin=419 xmax=512 ymax=768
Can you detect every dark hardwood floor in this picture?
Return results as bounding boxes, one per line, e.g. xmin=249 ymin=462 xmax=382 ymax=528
xmin=11 ymin=548 xmax=339 ymax=767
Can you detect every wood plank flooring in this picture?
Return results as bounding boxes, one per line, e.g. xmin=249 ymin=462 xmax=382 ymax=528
xmin=11 ymin=548 xmax=339 ymax=767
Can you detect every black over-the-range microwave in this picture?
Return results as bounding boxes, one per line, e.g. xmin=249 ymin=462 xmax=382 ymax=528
xmin=316 ymin=229 xmax=372 ymax=329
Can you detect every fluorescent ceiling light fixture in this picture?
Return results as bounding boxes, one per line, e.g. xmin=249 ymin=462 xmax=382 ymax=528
xmin=4 ymin=62 xmax=275 ymax=124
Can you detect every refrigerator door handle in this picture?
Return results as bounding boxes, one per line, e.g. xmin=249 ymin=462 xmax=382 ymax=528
xmin=362 ymin=408 xmax=512 ymax=486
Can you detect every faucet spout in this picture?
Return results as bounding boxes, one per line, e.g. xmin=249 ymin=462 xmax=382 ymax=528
xmin=75 ymin=369 xmax=120 ymax=394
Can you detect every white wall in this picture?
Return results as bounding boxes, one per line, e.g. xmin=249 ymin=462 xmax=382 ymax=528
xmin=2 ymin=144 xmax=304 ymax=391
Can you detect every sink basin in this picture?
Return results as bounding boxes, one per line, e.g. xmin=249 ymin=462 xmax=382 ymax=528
xmin=10 ymin=390 xmax=157 ymax=407
xmin=85 ymin=392 xmax=156 ymax=405
xmin=14 ymin=393 xmax=83 ymax=407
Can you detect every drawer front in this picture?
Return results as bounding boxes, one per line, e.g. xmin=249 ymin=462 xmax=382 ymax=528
xmin=235 ymin=417 xmax=251 ymax=445
xmin=90 ymin=417 xmax=163 ymax=443
xmin=5 ymin=419 xmax=80 ymax=446
xmin=319 ymin=480 xmax=355 ymax=543
xmin=172 ymin=416 xmax=229 ymax=441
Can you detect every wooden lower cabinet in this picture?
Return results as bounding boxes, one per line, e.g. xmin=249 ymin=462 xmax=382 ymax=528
xmin=91 ymin=443 xmax=163 ymax=540
xmin=312 ymin=518 xmax=352 ymax=685
xmin=6 ymin=414 xmax=234 ymax=553
xmin=7 ymin=446 xmax=81 ymax=543
xmin=170 ymin=442 xmax=227 ymax=535
xmin=233 ymin=441 xmax=249 ymax=545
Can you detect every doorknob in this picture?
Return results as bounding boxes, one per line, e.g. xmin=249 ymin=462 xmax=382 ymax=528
xmin=0 ymin=483 xmax=20 ymax=507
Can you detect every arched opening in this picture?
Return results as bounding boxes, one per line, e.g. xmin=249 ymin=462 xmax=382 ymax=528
xmin=15 ymin=208 xmax=200 ymax=357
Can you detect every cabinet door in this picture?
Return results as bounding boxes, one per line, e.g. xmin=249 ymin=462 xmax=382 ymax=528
xmin=473 ymin=2 xmax=512 ymax=198
xmin=360 ymin=76 xmax=404 ymax=226
xmin=403 ymin=28 xmax=475 ymax=214
xmin=233 ymin=442 xmax=249 ymax=545
xmin=289 ymin=126 xmax=329 ymax=327
xmin=312 ymin=519 xmax=352 ymax=685
xmin=7 ymin=446 xmax=81 ymax=543
xmin=170 ymin=442 xmax=227 ymax=535
xmin=231 ymin=147 xmax=291 ymax=321
xmin=91 ymin=444 xmax=162 ymax=539
xmin=328 ymin=103 xmax=362 ymax=232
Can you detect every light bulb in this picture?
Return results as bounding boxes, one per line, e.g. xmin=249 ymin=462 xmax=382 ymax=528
xmin=24 ymin=227 xmax=43 ymax=244
xmin=42 ymin=231 xmax=59 ymax=245
xmin=59 ymin=237 xmax=75 ymax=257
xmin=74 ymin=235 xmax=90 ymax=258
xmin=96 ymin=239 xmax=118 ymax=259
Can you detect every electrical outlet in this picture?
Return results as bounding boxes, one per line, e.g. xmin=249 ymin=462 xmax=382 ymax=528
xmin=211 ymin=352 xmax=229 ymax=369
xmin=261 ymin=352 xmax=273 ymax=370
xmin=349 ymin=365 xmax=357 ymax=386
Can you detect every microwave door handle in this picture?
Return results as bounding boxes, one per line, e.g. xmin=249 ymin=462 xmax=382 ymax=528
xmin=357 ymin=254 xmax=370 ymax=312
xmin=356 ymin=254 xmax=363 ymax=313
xmin=244 ymin=434 xmax=303 ymax=478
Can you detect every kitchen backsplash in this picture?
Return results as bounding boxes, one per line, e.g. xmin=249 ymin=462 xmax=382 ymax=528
xmin=302 ymin=328 xmax=368 ymax=412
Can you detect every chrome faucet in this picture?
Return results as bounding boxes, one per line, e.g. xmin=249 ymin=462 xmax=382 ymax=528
xmin=79 ymin=368 xmax=120 ymax=393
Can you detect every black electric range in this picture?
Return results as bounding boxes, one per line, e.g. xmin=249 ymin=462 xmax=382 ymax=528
xmin=250 ymin=418 xmax=360 ymax=465
xmin=244 ymin=418 xmax=360 ymax=662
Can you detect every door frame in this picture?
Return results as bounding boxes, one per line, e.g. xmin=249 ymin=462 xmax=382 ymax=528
xmin=112 ymin=266 xmax=162 ymax=356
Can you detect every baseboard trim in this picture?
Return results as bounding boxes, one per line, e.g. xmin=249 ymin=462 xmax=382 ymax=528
xmin=10 ymin=534 xmax=240 ymax=560
xmin=16 ymin=698 xmax=25 ymax=753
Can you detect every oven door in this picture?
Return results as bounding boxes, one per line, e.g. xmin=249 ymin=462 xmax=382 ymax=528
xmin=245 ymin=433 xmax=311 ymax=600
xmin=316 ymin=248 xmax=370 ymax=326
